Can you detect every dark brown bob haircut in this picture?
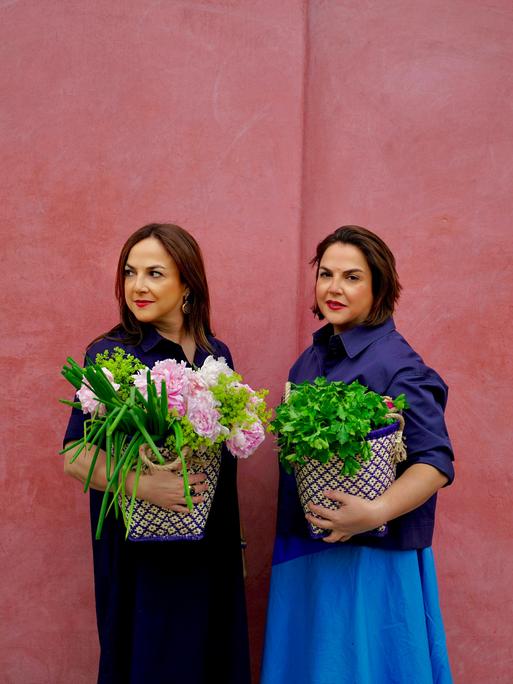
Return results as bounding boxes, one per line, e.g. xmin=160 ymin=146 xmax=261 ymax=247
xmin=311 ymin=225 xmax=402 ymax=326
xmin=100 ymin=223 xmax=213 ymax=351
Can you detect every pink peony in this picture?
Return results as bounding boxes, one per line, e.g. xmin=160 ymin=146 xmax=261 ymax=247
xmin=133 ymin=359 xmax=192 ymax=417
xmin=226 ymin=419 xmax=265 ymax=459
xmin=186 ymin=391 xmax=227 ymax=441
xmin=76 ymin=383 xmax=102 ymax=415
xmin=185 ymin=372 xmax=209 ymax=398
xmin=132 ymin=366 xmax=151 ymax=396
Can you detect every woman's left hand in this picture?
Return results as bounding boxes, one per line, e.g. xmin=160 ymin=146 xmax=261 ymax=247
xmin=306 ymin=464 xmax=449 ymax=543
xmin=306 ymin=491 xmax=383 ymax=543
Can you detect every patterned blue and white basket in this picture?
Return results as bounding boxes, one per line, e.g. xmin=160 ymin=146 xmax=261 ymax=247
xmin=120 ymin=447 xmax=222 ymax=542
xmin=284 ymin=383 xmax=407 ymax=539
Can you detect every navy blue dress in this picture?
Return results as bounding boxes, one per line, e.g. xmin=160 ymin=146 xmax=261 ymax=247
xmin=64 ymin=326 xmax=250 ymax=684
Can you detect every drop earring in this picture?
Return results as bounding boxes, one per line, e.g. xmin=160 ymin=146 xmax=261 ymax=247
xmin=182 ymin=293 xmax=191 ymax=315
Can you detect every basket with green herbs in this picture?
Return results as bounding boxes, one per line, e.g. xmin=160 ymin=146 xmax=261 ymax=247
xmin=271 ymin=377 xmax=408 ymax=538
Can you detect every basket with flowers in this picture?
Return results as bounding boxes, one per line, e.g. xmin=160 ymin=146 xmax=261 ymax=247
xmin=271 ymin=377 xmax=408 ymax=538
xmin=61 ymin=348 xmax=270 ymax=541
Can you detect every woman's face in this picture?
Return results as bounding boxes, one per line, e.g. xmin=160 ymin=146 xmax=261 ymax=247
xmin=315 ymin=242 xmax=374 ymax=334
xmin=124 ymin=237 xmax=187 ymax=330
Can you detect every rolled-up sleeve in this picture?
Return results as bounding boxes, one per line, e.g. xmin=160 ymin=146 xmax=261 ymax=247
xmin=387 ymin=367 xmax=454 ymax=485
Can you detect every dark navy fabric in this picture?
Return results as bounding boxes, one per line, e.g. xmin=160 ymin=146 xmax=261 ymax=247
xmin=273 ymin=318 xmax=454 ymax=565
xmin=64 ymin=325 xmax=250 ymax=684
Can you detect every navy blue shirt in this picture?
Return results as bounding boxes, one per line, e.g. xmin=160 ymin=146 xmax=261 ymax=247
xmin=273 ymin=317 xmax=454 ymax=564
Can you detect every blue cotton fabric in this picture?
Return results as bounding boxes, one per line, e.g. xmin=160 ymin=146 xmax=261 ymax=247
xmin=261 ymin=546 xmax=453 ymax=684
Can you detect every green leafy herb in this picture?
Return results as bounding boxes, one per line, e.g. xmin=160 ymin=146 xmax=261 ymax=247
xmin=271 ymin=377 xmax=408 ymax=477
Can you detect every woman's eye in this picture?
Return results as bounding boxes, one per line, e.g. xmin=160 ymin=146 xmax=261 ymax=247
xmin=124 ymin=269 xmax=133 ymax=277
xmin=150 ymin=271 xmax=162 ymax=278
xmin=319 ymin=272 xmax=330 ymax=279
xmin=347 ymin=275 xmax=359 ymax=281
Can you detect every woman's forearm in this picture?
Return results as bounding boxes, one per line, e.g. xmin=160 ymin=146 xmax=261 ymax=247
xmin=63 ymin=441 xmax=142 ymax=495
xmin=307 ymin=462 xmax=449 ymax=543
xmin=63 ymin=441 xmax=110 ymax=491
xmin=373 ymin=463 xmax=449 ymax=525
xmin=63 ymin=442 xmax=207 ymax=511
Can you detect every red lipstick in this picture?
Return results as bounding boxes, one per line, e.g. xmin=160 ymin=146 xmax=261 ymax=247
xmin=326 ymin=300 xmax=347 ymax=311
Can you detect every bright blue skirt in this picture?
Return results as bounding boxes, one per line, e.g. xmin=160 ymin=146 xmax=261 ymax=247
xmin=261 ymin=546 xmax=452 ymax=684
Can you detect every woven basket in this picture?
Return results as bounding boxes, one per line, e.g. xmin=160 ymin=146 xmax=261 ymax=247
xmin=120 ymin=446 xmax=222 ymax=542
xmin=284 ymin=382 xmax=406 ymax=539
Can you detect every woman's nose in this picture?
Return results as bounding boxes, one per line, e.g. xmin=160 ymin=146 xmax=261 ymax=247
xmin=328 ymin=278 xmax=343 ymax=294
xmin=134 ymin=275 xmax=149 ymax=292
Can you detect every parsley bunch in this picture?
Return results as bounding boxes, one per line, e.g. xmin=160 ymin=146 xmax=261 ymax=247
xmin=272 ymin=377 xmax=407 ymax=477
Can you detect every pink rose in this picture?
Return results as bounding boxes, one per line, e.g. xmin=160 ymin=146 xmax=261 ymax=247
xmin=227 ymin=420 xmax=265 ymax=459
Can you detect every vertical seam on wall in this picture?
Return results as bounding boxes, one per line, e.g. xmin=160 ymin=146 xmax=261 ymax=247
xmin=296 ymin=0 xmax=310 ymax=357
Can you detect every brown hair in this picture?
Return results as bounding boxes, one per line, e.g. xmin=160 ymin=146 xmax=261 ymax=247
xmin=310 ymin=225 xmax=401 ymax=326
xmin=97 ymin=223 xmax=213 ymax=351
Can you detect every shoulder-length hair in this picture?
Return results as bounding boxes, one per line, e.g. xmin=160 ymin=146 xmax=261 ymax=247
xmin=97 ymin=223 xmax=213 ymax=351
xmin=310 ymin=225 xmax=402 ymax=326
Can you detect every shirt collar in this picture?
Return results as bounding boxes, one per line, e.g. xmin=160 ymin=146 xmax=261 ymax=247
xmin=313 ymin=317 xmax=396 ymax=359
xmin=139 ymin=325 xmax=214 ymax=366
xmin=140 ymin=325 xmax=180 ymax=353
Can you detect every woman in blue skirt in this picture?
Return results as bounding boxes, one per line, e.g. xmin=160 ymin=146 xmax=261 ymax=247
xmin=261 ymin=225 xmax=454 ymax=684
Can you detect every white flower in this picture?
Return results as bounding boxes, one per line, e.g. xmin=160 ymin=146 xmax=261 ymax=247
xmin=196 ymin=355 xmax=233 ymax=387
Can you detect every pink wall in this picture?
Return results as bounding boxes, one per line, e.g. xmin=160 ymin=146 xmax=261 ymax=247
xmin=300 ymin=3 xmax=513 ymax=683
xmin=1 ymin=1 xmax=512 ymax=682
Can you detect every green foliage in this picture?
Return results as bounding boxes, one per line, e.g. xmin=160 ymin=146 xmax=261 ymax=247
xmin=271 ymin=377 xmax=408 ymax=477
xmin=165 ymin=415 xmax=222 ymax=454
xmin=211 ymin=373 xmax=272 ymax=431
xmin=60 ymin=354 xmax=191 ymax=539
xmin=94 ymin=347 xmax=145 ymax=400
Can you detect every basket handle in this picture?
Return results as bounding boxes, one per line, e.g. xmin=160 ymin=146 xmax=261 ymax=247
xmin=139 ymin=444 xmax=192 ymax=473
xmin=383 ymin=405 xmax=407 ymax=464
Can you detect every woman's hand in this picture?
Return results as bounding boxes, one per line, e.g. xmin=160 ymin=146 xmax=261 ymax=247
xmin=64 ymin=441 xmax=209 ymax=514
xmin=133 ymin=467 xmax=208 ymax=514
xmin=306 ymin=491 xmax=382 ymax=543
xmin=305 ymin=463 xmax=449 ymax=543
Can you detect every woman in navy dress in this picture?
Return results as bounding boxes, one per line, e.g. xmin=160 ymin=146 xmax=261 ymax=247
xmin=261 ymin=225 xmax=454 ymax=684
xmin=63 ymin=223 xmax=250 ymax=684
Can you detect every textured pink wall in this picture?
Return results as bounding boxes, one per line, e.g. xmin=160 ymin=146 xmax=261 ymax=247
xmin=1 ymin=2 xmax=304 ymax=682
xmin=300 ymin=2 xmax=513 ymax=683
xmin=1 ymin=1 xmax=512 ymax=683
